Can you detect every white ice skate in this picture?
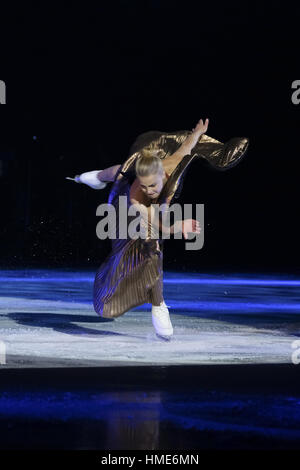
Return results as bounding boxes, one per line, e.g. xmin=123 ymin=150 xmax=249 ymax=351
xmin=152 ymin=300 xmax=173 ymax=339
xmin=66 ymin=170 xmax=108 ymax=190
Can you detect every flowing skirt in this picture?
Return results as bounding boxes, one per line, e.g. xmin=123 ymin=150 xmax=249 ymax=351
xmin=93 ymin=236 xmax=164 ymax=318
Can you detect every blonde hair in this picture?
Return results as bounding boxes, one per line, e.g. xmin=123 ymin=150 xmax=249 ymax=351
xmin=135 ymin=148 xmax=164 ymax=178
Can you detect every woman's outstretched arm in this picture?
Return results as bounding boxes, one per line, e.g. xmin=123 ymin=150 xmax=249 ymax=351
xmin=163 ymin=118 xmax=209 ymax=174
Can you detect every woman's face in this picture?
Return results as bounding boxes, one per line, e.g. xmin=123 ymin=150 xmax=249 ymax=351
xmin=138 ymin=171 xmax=165 ymax=199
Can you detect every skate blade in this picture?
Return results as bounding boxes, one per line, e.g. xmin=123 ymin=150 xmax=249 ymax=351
xmin=156 ymin=332 xmax=173 ymax=341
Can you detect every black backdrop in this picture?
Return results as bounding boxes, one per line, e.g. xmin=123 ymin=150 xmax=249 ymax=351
xmin=0 ymin=1 xmax=299 ymax=274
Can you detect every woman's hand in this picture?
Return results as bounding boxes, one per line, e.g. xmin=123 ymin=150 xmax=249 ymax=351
xmin=184 ymin=118 xmax=209 ymax=151
xmin=191 ymin=118 xmax=209 ymax=135
xmin=182 ymin=218 xmax=201 ymax=240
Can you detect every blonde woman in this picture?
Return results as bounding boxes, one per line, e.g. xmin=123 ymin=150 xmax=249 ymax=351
xmin=68 ymin=118 xmax=249 ymax=339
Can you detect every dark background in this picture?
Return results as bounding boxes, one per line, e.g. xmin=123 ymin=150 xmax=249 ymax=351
xmin=0 ymin=0 xmax=299 ymax=274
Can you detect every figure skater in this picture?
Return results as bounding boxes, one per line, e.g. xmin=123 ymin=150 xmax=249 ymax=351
xmin=67 ymin=118 xmax=249 ymax=339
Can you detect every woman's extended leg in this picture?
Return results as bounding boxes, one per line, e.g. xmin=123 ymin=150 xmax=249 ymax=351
xmin=149 ymin=272 xmax=164 ymax=307
xmin=151 ymin=276 xmax=173 ymax=336
xmin=98 ymin=164 xmax=122 ymax=182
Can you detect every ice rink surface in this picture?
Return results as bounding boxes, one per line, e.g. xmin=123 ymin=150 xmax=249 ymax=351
xmin=0 ymin=269 xmax=299 ymax=368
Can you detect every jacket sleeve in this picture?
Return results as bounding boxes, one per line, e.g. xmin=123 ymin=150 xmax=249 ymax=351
xmin=128 ymin=129 xmax=249 ymax=171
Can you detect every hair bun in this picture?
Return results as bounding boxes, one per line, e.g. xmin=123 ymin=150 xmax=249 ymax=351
xmin=135 ymin=147 xmax=164 ymax=177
